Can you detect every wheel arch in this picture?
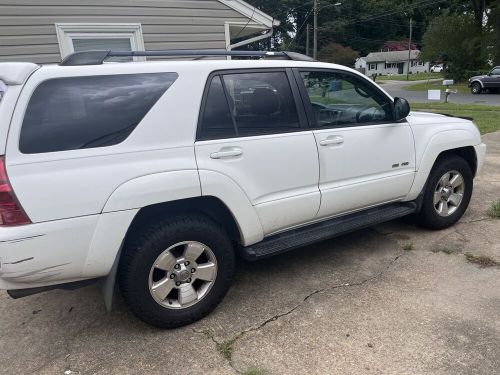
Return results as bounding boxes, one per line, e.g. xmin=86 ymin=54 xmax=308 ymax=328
xmin=470 ymin=80 xmax=484 ymax=88
xmin=124 ymin=196 xmax=243 ymax=246
xmin=407 ymin=128 xmax=481 ymax=201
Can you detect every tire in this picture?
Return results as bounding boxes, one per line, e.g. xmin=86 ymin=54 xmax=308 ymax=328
xmin=118 ymin=213 xmax=236 ymax=328
xmin=470 ymin=82 xmax=482 ymax=94
xmin=416 ymin=155 xmax=473 ymax=230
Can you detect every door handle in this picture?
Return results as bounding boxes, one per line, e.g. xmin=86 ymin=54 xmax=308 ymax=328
xmin=210 ymin=147 xmax=243 ymax=159
xmin=319 ymin=136 xmax=344 ymax=146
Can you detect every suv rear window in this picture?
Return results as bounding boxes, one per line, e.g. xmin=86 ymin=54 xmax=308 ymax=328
xmin=20 ymin=72 xmax=178 ymax=154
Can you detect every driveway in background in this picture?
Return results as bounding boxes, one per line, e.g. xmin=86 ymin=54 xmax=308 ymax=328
xmin=1 ymin=133 xmax=500 ymax=375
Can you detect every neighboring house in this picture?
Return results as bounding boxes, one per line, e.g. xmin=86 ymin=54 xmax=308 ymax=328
xmin=0 ymin=0 xmax=279 ymax=64
xmin=355 ymin=50 xmax=430 ymax=76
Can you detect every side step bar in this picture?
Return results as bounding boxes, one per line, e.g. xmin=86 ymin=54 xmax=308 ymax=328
xmin=240 ymin=202 xmax=417 ymax=261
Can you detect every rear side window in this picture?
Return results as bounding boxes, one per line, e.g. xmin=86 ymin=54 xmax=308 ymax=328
xmin=198 ymin=71 xmax=300 ymax=140
xmin=20 ymin=73 xmax=178 ymax=154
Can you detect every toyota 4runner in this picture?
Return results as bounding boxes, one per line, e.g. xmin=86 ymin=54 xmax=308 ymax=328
xmin=0 ymin=50 xmax=487 ymax=328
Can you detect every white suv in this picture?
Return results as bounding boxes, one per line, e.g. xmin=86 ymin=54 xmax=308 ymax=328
xmin=0 ymin=50 xmax=486 ymax=328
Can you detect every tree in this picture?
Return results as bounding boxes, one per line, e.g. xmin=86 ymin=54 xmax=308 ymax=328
xmin=420 ymin=14 xmax=487 ymax=81
xmin=318 ymin=43 xmax=359 ymax=67
xmin=488 ymin=1 xmax=500 ymax=66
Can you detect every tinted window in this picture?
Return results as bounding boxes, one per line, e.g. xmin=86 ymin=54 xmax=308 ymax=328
xmin=223 ymin=72 xmax=300 ymax=136
xmin=490 ymin=68 xmax=500 ymax=75
xmin=300 ymin=71 xmax=392 ymax=128
xmin=198 ymin=71 xmax=300 ymax=140
xmin=198 ymin=76 xmax=236 ymax=140
xmin=20 ymin=73 xmax=178 ymax=153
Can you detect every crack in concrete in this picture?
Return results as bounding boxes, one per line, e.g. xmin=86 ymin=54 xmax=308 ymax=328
xmin=194 ymin=252 xmax=403 ymax=373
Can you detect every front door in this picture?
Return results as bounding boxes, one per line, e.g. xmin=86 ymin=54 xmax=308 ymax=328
xmin=195 ymin=69 xmax=320 ymax=235
xmin=295 ymin=69 xmax=416 ymax=218
xmin=483 ymin=67 xmax=500 ymax=89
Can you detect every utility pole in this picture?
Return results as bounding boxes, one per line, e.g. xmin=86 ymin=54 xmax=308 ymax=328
xmin=406 ymin=17 xmax=412 ymax=81
xmin=313 ymin=0 xmax=318 ymax=60
xmin=306 ymin=24 xmax=310 ymax=56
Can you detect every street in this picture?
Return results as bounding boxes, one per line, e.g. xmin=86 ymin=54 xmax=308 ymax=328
xmin=381 ymin=79 xmax=500 ymax=106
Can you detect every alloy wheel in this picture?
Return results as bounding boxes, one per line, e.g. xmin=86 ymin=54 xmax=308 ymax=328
xmin=148 ymin=241 xmax=218 ymax=309
xmin=433 ymin=170 xmax=465 ymax=217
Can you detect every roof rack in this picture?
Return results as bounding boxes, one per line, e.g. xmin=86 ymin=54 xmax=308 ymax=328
xmin=60 ymin=49 xmax=315 ymax=66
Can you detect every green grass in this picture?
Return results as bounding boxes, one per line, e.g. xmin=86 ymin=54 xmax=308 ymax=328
xmin=489 ymin=200 xmax=500 ymax=218
xmin=403 ymin=242 xmax=414 ymax=251
xmin=405 ymin=80 xmax=470 ymax=94
xmin=411 ymin=103 xmax=500 ymax=135
xmin=378 ymin=72 xmax=444 ymax=81
xmin=465 ymin=253 xmax=500 ymax=267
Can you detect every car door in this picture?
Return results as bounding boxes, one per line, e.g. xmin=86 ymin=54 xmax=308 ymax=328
xmin=195 ymin=69 xmax=320 ymax=235
xmin=294 ymin=69 xmax=416 ymax=218
xmin=483 ymin=67 xmax=500 ymax=89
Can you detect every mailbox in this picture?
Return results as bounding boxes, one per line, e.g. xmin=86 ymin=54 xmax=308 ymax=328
xmin=443 ymin=79 xmax=454 ymax=86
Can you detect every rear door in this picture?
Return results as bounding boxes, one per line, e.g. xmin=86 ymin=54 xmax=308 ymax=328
xmin=195 ymin=69 xmax=320 ymax=235
xmin=294 ymin=68 xmax=415 ymax=218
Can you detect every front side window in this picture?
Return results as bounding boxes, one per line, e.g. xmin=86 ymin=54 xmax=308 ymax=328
xmin=490 ymin=68 xmax=500 ymax=76
xmin=300 ymin=70 xmax=393 ymax=128
xmin=198 ymin=71 xmax=300 ymax=140
xmin=20 ymin=73 xmax=178 ymax=153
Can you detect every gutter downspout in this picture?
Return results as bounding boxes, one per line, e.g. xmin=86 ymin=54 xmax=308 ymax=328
xmin=230 ymin=28 xmax=274 ymax=50
xmin=224 ymin=19 xmax=279 ymax=60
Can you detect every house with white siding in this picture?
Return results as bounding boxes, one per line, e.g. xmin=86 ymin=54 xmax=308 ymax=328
xmin=0 ymin=0 xmax=279 ymax=64
xmin=355 ymin=50 xmax=430 ymax=76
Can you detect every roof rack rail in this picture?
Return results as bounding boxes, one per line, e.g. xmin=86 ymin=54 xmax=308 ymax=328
xmin=60 ymin=49 xmax=315 ymax=66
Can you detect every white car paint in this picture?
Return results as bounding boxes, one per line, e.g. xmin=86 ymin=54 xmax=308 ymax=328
xmin=0 ymin=59 xmax=486 ymax=294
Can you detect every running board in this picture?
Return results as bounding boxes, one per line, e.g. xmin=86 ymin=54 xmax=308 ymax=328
xmin=240 ymin=202 xmax=417 ymax=261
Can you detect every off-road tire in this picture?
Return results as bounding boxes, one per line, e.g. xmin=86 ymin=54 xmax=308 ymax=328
xmin=416 ymin=155 xmax=473 ymax=230
xmin=118 ymin=213 xmax=235 ymax=328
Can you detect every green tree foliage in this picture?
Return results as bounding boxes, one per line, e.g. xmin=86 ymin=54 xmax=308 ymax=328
xmin=489 ymin=1 xmax=500 ymax=66
xmin=318 ymin=43 xmax=359 ymax=67
xmin=420 ymin=14 xmax=487 ymax=81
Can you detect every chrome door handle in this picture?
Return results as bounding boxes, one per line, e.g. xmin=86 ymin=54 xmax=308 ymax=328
xmin=319 ymin=136 xmax=344 ymax=146
xmin=210 ymin=147 xmax=243 ymax=159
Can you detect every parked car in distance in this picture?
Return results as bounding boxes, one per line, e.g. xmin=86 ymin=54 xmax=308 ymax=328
xmin=469 ymin=66 xmax=500 ymax=94
xmin=430 ymin=64 xmax=444 ymax=73
xmin=0 ymin=50 xmax=486 ymax=328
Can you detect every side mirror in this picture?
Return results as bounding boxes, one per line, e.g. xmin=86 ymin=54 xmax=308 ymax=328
xmin=393 ymin=97 xmax=410 ymax=121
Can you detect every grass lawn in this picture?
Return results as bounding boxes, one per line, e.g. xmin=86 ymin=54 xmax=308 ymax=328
xmin=405 ymin=80 xmax=470 ymax=94
xmin=377 ymin=72 xmax=444 ymax=81
xmin=411 ymin=103 xmax=500 ymax=134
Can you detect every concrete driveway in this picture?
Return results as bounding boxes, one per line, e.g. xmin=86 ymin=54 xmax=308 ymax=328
xmin=1 ymin=133 xmax=500 ymax=375
xmin=381 ymin=79 xmax=500 ymax=106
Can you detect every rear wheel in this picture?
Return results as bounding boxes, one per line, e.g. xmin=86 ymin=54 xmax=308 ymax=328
xmin=471 ymin=82 xmax=482 ymax=94
xmin=416 ymin=155 xmax=473 ymax=229
xmin=118 ymin=214 xmax=235 ymax=328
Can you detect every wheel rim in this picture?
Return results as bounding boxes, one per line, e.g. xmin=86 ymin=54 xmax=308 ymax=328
xmin=433 ymin=170 xmax=465 ymax=217
xmin=472 ymin=84 xmax=480 ymax=93
xmin=148 ymin=241 xmax=218 ymax=309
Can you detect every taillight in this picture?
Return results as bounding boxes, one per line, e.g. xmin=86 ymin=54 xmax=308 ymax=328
xmin=0 ymin=156 xmax=31 ymax=226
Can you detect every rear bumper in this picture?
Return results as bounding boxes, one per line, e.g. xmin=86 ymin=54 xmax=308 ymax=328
xmin=0 ymin=215 xmax=99 ymax=290
xmin=474 ymin=143 xmax=487 ymax=175
xmin=0 ymin=209 xmax=137 ymax=290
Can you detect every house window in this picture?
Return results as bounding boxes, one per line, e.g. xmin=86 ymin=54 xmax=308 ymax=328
xmin=369 ymin=63 xmax=377 ymax=70
xmin=55 ymin=23 xmax=145 ymax=61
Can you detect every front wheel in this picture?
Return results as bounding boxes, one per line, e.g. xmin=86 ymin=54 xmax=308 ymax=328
xmin=416 ymin=155 xmax=473 ymax=230
xmin=118 ymin=214 xmax=236 ymax=328
xmin=471 ymin=82 xmax=482 ymax=94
